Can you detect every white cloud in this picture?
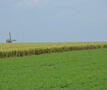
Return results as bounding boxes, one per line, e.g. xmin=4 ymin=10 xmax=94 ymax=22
xmin=17 ymin=0 xmax=49 ymax=8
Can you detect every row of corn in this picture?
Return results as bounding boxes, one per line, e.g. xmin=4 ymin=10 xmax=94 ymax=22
xmin=0 ymin=44 xmax=107 ymax=58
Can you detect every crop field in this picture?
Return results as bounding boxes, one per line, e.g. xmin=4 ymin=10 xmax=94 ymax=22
xmin=0 ymin=42 xmax=107 ymax=52
xmin=0 ymin=42 xmax=107 ymax=58
xmin=0 ymin=48 xmax=107 ymax=90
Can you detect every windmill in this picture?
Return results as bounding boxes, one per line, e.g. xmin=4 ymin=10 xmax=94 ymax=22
xmin=6 ymin=32 xmax=16 ymax=43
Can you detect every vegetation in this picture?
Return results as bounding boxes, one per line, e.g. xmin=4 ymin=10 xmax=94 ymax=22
xmin=0 ymin=48 xmax=107 ymax=89
xmin=0 ymin=42 xmax=107 ymax=57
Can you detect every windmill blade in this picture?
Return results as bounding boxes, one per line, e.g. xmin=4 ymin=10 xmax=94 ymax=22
xmin=6 ymin=32 xmax=16 ymax=43
xmin=9 ymin=32 xmax=12 ymax=41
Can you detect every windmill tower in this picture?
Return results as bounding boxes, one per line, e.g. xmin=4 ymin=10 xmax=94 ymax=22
xmin=6 ymin=32 xmax=16 ymax=43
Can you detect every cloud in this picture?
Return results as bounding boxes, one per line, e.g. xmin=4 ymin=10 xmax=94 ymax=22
xmin=17 ymin=0 xmax=49 ymax=8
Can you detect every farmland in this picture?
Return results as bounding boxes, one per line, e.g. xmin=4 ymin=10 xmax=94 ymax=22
xmin=0 ymin=42 xmax=107 ymax=58
xmin=0 ymin=48 xmax=107 ymax=90
xmin=1 ymin=42 xmax=107 ymax=52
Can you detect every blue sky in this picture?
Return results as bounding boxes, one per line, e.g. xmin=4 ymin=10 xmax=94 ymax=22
xmin=0 ymin=0 xmax=107 ymax=42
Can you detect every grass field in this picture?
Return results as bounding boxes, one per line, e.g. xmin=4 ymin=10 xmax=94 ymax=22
xmin=0 ymin=48 xmax=107 ymax=90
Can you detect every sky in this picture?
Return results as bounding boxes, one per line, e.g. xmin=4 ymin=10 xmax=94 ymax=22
xmin=0 ymin=0 xmax=107 ymax=42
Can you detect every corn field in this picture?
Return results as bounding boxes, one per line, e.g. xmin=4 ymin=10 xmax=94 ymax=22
xmin=0 ymin=42 xmax=107 ymax=58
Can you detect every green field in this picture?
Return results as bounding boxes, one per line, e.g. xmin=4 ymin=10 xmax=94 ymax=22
xmin=0 ymin=48 xmax=107 ymax=90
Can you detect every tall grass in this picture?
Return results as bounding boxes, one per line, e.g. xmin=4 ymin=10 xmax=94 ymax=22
xmin=0 ymin=42 xmax=107 ymax=58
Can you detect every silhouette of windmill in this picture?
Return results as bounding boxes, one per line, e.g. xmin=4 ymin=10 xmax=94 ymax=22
xmin=6 ymin=32 xmax=16 ymax=43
